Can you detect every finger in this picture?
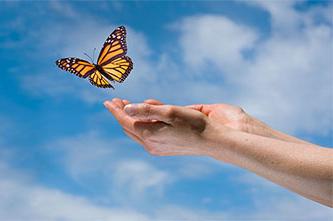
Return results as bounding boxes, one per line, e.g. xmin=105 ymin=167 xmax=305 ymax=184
xmin=112 ymin=98 xmax=125 ymax=109
xmin=133 ymin=121 xmax=169 ymax=139
xmin=124 ymin=126 xmax=164 ymax=156
xmin=124 ymin=103 xmax=206 ymax=125
xmin=124 ymin=103 xmax=174 ymax=123
xmin=122 ymin=99 xmax=130 ymax=106
xmin=144 ymin=99 xmax=164 ymax=105
xmin=164 ymin=106 xmax=207 ymax=130
xmin=104 ymin=100 xmax=135 ymax=131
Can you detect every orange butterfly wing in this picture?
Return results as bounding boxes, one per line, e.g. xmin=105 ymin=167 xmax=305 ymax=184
xmin=89 ymin=71 xmax=113 ymax=89
xmin=101 ymin=56 xmax=133 ymax=83
xmin=97 ymin=26 xmax=133 ymax=83
xmin=97 ymin=26 xmax=127 ymax=66
xmin=56 ymin=58 xmax=95 ymax=78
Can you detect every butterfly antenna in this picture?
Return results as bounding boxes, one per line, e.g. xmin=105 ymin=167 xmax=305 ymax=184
xmin=93 ymin=48 xmax=96 ymax=63
xmin=83 ymin=52 xmax=94 ymax=63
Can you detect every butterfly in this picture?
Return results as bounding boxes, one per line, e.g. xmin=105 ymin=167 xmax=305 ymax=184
xmin=56 ymin=26 xmax=133 ymax=89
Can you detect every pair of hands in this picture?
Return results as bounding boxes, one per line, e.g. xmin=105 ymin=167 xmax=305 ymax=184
xmin=104 ymin=98 xmax=275 ymax=157
xmin=105 ymin=98 xmax=333 ymax=207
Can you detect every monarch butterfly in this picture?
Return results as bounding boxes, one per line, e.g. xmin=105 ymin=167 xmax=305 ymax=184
xmin=56 ymin=26 xmax=133 ymax=89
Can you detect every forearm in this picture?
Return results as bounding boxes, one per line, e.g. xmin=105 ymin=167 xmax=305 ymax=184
xmin=264 ymin=124 xmax=314 ymax=145
xmin=206 ymin=127 xmax=333 ymax=207
xmin=248 ymin=116 xmax=313 ymax=145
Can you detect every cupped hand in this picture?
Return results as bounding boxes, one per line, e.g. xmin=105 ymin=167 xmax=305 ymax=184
xmin=104 ymin=98 xmax=225 ymax=156
xmin=143 ymin=100 xmax=274 ymax=138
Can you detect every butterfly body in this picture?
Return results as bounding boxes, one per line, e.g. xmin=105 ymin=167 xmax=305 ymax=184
xmin=56 ymin=26 xmax=133 ymax=89
xmin=94 ymin=63 xmax=116 ymax=88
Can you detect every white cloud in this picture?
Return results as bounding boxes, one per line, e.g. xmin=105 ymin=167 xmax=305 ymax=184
xmin=0 ymin=162 xmax=151 ymax=221
xmin=246 ymin=0 xmax=301 ymax=31
xmin=45 ymin=130 xmax=333 ymax=220
xmin=0 ymin=159 xmax=331 ymax=221
xmin=49 ymin=0 xmax=80 ymax=18
xmin=238 ymin=23 xmax=333 ymax=134
xmin=51 ymin=131 xmax=114 ymax=180
xmin=49 ymin=130 xmax=224 ymax=183
xmin=232 ymin=172 xmax=333 ymax=221
xmin=0 ymin=137 xmax=332 ymax=221
xmin=175 ymin=2 xmax=333 ymax=135
xmin=113 ymin=160 xmax=170 ymax=197
xmin=233 ymin=1 xmax=333 ymax=134
xmin=48 ymin=131 xmax=173 ymax=204
xmin=177 ymin=15 xmax=257 ymax=73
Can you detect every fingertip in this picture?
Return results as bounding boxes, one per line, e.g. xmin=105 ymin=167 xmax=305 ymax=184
xmin=122 ymin=99 xmax=130 ymax=105
xmin=124 ymin=103 xmax=149 ymax=117
xmin=124 ymin=103 xmax=135 ymax=116
xmin=112 ymin=98 xmax=121 ymax=104
xmin=124 ymin=103 xmax=132 ymax=109
xmin=104 ymin=100 xmax=112 ymax=108
xmin=112 ymin=98 xmax=124 ymax=109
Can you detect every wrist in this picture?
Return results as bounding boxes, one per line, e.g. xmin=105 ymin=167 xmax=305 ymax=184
xmin=201 ymin=120 xmax=236 ymax=163
xmin=202 ymin=122 xmax=264 ymax=167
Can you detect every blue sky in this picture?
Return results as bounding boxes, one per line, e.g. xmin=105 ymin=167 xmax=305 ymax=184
xmin=0 ymin=0 xmax=332 ymax=220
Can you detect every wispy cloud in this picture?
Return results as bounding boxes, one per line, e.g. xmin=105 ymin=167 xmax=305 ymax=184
xmin=113 ymin=160 xmax=170 ymax=198
xmin=176 ymin=15 xmax=257 ymax=73
xmin=175 ymin=2 xmax=333 ymax=135
xmin=48 ymin=131 xmax=173 ymax=205
xmin=48 ymin=0 xmax=80 ymax=18
xmin=0 ymin=145 xmax=331 ymax=221
xmin=0 ymin=161 xmax=152 ymax=221
xmin=232 ymin=172 xmax=333 ymax=220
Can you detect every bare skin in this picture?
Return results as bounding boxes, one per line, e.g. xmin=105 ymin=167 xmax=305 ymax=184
xmin=104 ymin=98 xmax=333 ymax=207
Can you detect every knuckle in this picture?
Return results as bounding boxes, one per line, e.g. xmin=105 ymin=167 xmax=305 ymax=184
xmin=165 ymin=106 xmax=177 ymax=118
xmin=141 ymin=103 xmax=152 ymax=118
xmin=141 ymin=103 xmax=150 ymax=110
xmin=192 ymin=115 xmax=207 ymax=132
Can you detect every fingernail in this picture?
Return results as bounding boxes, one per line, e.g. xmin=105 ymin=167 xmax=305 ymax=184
xmin=112 ymin=98 xmax=119 ymax=103
xmin=124 ymin=104 xmax=137 ymax=116
xmin=104 ymin=101 xmax=112 ymax=108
